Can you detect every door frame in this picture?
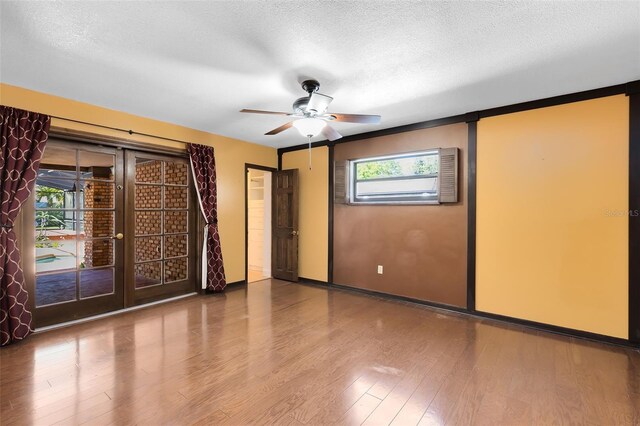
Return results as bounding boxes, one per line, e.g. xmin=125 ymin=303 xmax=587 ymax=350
xmin=244 ymin=163 xmax=277 ymax=285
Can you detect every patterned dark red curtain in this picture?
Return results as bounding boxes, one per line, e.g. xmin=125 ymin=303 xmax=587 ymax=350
xmin=1 ymin=106 xmax=50 ymax=346
xmin=188 ymin=143 xmax=226 ymax=292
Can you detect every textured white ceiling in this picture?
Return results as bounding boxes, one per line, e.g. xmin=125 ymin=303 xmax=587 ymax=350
xmin=1 ymin=1 xmax=639 ymax=148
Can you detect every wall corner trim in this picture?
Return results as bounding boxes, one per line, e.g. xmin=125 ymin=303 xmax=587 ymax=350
xmin=629 ymin=91 xmax=640 ymax=344
xmin=466 ymin=121 xmax=478 ymax=312
xmin=625 ymin=80 xmax=640 ymax=96
xmin=465 ymin=112 xmax=480 ymax=123
xmin=328 ymin=144 xmax=335 ymax=284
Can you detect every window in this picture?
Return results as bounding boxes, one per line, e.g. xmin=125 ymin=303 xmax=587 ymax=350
xmin=351 ymin=150 xmax=440 ymax=203
xmin=334 ymin=148 xmax=458 ymax=205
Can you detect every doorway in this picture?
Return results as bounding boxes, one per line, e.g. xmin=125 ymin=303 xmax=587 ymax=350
xmin=245 ymin=164 xmax=276 ymax=283
xmin=244 ymin=165 xmax=300 ymax=284
xmin=23 ymin=138 xmax=197 ymax=327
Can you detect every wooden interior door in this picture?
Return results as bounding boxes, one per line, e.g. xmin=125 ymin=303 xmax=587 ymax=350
xmin=24 ymin=139 xmax=125 ymax=327
xmin=125 ymin=151 xmax=197 ymax=306
xmin=272 ymin=169 xmax=299 ymax=282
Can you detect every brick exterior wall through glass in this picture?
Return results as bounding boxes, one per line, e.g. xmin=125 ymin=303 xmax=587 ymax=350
xmin=134 ymin=159 xmax=189 ymax=287
xmin=83 ymin=176 xmax=114 ymax=268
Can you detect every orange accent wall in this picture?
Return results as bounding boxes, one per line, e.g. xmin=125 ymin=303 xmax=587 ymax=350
xmin=282 ymin=147 xmax=329 ymax=282
xmin=1 ymin=83 xmax=277 ymax=283
xmin=476 ymin=95 xmax=629 ymax=338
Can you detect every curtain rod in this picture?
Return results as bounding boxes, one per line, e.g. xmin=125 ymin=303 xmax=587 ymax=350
xmin=49 ymin=115 xmax=193 ymax=146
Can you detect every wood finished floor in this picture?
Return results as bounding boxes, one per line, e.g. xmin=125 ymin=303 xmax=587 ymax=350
xmin=247 ymin=270 xmax=270 ymax=284
xmin=1 ymin=279 xmax=639 ymax=425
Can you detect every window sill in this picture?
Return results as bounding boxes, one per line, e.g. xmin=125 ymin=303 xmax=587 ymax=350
xmin=346 ymin=200 xmax=441 ymax=206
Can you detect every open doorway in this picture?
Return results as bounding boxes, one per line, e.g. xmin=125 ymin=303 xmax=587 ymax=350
xmin=245 ymin=165 xmax=275 ymax=283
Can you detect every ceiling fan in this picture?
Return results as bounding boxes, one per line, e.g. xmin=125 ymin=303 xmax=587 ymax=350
xmin=240 ymin=79 xmax=381 ymax=142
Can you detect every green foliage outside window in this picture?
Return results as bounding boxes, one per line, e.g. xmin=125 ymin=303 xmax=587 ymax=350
xmin=36 ymin=186 xmax=65 ymax=208
xmin=356 ymin=154 xmax=438 ymax=180
xmin=35 ymin=185 xmax=66 ymax=240
xmin=412 ymin=157 xmax=438 ymax=175
xmin=356 ymin=160 xmax=402 ymax=179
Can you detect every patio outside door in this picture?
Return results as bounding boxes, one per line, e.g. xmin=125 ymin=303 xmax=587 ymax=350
xmin=24 ymin=139 xmax=197 ymax=327
xmin=125 ymin=151 xmax=196 ymax=306
xmin=25 ymin=140 xmax=125 ymax=327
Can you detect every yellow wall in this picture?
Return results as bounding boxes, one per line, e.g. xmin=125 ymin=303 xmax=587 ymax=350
xmin=476 ymin=95 xmax=629 ymax=338
xmin=0 ymin=83 xmax=277 ymax=283
xmin=282 ymin=147 xmax=328 ymax=281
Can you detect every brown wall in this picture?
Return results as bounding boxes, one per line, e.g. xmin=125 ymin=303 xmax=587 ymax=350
xmin=333 ymin=123 xmax=468 ymax=307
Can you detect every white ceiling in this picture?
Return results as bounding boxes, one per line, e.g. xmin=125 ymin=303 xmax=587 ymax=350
xmin=1 ymin=1 xmax=639 ymax=148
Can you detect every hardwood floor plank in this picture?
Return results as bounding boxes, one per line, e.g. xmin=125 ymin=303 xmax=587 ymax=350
xmin=389 ymin=324 xmax=471 ymax=425
xmin=362 ymin=315 xmax=462 ymax=426
xmin=1 ymin=279 xmax=638 ymax=426
xmin=340 ymin=393 xmax=383 ymax=426
xmin=305 ymin=374 xmax=378 ymax=424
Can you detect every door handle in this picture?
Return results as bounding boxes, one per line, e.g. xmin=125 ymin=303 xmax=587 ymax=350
xmin=291 ymin=230 xmax=299 ymax=236
xmin=113 ymin=233 xmax=124 ymax=240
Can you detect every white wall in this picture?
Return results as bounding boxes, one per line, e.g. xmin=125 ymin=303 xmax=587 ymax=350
xmin=247 ymin=169 xmax=271 ymax=278
xmin=262 ymin=172 xmax=272 ymax=277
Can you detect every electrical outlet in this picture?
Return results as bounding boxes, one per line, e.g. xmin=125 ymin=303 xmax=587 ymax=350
xmin=377 ymin=265 xmax=383 ymax=274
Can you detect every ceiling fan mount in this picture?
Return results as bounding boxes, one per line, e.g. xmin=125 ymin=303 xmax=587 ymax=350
xmin=301 ymin=79 xmax=320 ymax=95
xmin=239 ymin=79 xmax=381 ymax=142
xmin=294 ymin=80 xmax=323 ymax=114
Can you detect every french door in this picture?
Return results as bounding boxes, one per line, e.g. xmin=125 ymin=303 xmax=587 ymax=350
xmin=24 ymin=139 xmax=196 ymax=327
xmin=124 ymin=150 xmax=196 ymax=306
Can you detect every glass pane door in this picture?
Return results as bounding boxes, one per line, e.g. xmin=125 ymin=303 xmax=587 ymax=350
xmin=126 ymin=151 xmax=195 ymax=305
xmin=27 ymin=140 xmax=124 ymax=326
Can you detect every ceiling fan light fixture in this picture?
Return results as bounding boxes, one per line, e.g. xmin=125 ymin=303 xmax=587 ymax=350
xmin=292 ymin=118 xmax=326 ymax=138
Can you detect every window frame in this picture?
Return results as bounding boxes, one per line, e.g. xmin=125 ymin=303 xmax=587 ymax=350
xmin=349 ymin=149 xmax=440 ymax=205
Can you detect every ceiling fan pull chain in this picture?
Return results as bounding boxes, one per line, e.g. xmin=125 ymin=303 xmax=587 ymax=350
xmin=308 ymin=135 xmax=312 ymax=170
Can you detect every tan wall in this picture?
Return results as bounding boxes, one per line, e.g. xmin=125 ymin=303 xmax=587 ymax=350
xmin=476 ymin=95 xmax=629 ymax=338
xmin=281 ymin=147 xmax=329 ymax=282
xmin=1 ymin=83 xmax=277 ymax=283
xmin=333 ymin=123 xmax=468 ymax=307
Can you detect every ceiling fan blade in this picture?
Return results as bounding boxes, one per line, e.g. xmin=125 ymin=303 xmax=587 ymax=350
xmin=306 ymin=92 xmax=333 ymax=115
xmin=322 ymin=125 xmax=342 ymax=142
xmin=240 ymin=109 xmax=291 ymax=116
xmin=265 ymin=121 xmax=293 ymax=135
xmin=327 ymin=113 xmax=381 ymax=124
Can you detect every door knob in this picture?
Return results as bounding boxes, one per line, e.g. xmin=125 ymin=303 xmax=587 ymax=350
xmin=292 ymin=230 xmax=299 ymax=236
xmin=114 ymin=233 xmax=124 ymax=240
